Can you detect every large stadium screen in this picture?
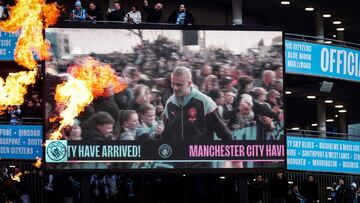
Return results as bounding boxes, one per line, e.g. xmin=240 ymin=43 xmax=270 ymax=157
xmin=45 ymin=26 xmax=285 ymax=171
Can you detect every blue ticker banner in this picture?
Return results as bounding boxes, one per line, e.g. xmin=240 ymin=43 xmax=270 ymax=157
xmin=287 ymin=136 xmax=360 ymax=174
xmin=285 ymin=39 xmax=360 ymax=82
xmin=0 ymin=125 xmax=42 ymax=160
xmin=0 ymin=30 xmax=19 ymax=61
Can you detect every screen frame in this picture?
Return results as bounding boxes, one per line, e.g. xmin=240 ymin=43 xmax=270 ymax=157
xmin=44 ymin=22 xmax=286 ymax=174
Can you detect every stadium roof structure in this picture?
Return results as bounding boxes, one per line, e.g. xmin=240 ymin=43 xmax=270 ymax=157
xmin=218 ymin=0 xmax=360 ymax=45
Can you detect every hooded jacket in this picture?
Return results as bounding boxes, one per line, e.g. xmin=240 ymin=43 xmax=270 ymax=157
xmin=81 ymin=112 xmax=114 ymax=141
xmin=161 ymin=88 xmax=233 ymax=141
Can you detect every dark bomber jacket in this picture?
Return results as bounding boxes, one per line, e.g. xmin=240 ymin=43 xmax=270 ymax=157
xmin=161 ymin=88 xmax=233 ymax=141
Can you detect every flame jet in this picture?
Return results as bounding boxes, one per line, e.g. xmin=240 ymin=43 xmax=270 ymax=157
xmin=49 ymin=57 xmax=127 ymax=140
xmin=0 ymin=0 xmax=60 ymax=113
xmin=0 ymin=0 xmax=60 ymax=69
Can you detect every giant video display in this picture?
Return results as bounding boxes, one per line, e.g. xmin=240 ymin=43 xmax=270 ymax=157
xmin=45 ymin=26 xmax=285 ymax=170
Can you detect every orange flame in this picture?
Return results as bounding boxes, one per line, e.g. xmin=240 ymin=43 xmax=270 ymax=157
xmin=10 ymin=172 xmax=22 ymax=182
xmin=0 ymin=69 xmax=37 ymax=114
xmin=0 ymin=0 xmax=60 ymax=69
xmin=10 ymin=171 xmax=30 ymax=182
xmin=33 ymin=157 xmax=42 ymax=168
xmin=0 ymin=0 xmax=60 ymax=113
xmin=49 ymin=57 xmax=127 ymax=140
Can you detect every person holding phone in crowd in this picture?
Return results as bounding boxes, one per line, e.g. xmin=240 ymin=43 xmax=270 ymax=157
xmin=106 ymin=2 xmax=126 ymax=21
xmin=123 ymin=5 xmax=142 ymax=24
xmin=70 ymin=1 xmax=86 ymax=21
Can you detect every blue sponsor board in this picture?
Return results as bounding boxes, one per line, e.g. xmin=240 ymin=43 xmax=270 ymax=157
xmin=287 ymin=136 xmax=360 ymax=174
xmin=285 ymin=40 xmax=360 ymax=82
xmin=0 ymin=125 xmax=42 ymax=160
xmin=0 ymin=30 xmax=20 ymax=61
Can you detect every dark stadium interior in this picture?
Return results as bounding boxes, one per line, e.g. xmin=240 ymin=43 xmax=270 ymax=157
xmin=242 ymin=0 xmax=360 ymax=43
xmin=286 ymin=74 xmax=360 ymax=130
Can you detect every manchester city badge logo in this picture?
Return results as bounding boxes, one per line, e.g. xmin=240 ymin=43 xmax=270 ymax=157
xmin=46 ymin=140 xmax=67 ymax=162
xmin=158 ymin=144 xmax=172 ymax=159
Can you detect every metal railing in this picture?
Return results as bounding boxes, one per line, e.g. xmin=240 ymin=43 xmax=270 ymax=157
xmin=0 ymin=117 xmax=42 ymax=125
xmin=60 ymin=19 xmax=181 ymax=26
xmin=287 ymin=171 xmax=360 ymax=203
xmin=57 ymin=21 xmax=360 ymax=47
xmin=287 ymin=129 xmax=360 ymax=141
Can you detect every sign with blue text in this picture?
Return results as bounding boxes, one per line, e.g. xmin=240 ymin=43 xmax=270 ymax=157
xmin=0 ymin=30 xmax=20 ymax=61
xmin=285 ymin=40 xmax=360 ymax=82
xmin=287 ymin=136 xmax=360 ymax=174
xmin=0 ymin=125 xmax=42 ymax=160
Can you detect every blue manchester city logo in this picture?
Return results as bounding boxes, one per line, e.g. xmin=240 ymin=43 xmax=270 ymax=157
xmin=158 ymin=144 xmax=172 ymax=158
xmin=46 ymin=141 xmax=67 ymax=161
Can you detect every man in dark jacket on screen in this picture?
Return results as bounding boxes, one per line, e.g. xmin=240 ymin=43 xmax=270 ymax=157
xmin=161 ymin=66 xmax=233 ymax=141
xmin=81 ymin=111 xmax=115 ymax=141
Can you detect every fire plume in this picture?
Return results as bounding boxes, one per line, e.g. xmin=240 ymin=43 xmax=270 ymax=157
xmin=0 ymin=69 xmax=37 ymax=113
xmin=0 ymin=0 xmax=60 ymax=69
xmin=49 ymin=57 xmax=127 ymax=140
xmin=0 ymin=0 xmax=60 ymax=113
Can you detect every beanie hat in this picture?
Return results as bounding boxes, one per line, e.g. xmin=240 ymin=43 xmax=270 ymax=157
xmin=93 ymin=111 xmax=115 ymax=125
xmin=75 ymin=1 xmax=81 ymax=7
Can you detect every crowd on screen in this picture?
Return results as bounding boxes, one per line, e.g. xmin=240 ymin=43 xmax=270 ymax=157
xmin=45 ymin=34 xmax=284 ymax=145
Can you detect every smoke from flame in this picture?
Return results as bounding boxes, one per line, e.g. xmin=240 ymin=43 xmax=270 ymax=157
xmin=49 ymin=57 xmax=127 ymax=140
xmin=0 ymin=0 xmax=60 ymax=114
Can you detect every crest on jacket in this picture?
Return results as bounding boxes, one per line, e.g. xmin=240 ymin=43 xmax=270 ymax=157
xmin=188 ymin=108 xmax=197 ymax=123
